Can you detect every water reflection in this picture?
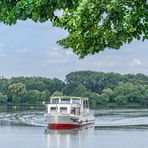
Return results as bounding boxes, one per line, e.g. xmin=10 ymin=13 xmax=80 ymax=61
xmin=45 ymin=128 xmax=89 ymax=148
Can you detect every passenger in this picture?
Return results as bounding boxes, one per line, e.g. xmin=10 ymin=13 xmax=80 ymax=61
xmin=71 ymin=108 xmax=76 ymax=114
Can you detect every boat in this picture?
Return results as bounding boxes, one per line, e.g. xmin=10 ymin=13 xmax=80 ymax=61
xmin=44 ymin=96 xmax=95 ymax=129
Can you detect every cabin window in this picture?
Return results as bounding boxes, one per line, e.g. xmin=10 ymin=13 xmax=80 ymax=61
xmin=71 ymin=107 xmax=80 ymax=115
xmin=83 ymin=100 xmax=89 ymax=108
xmin=77 ymin=107 xmax=80 ymax=115
xmin=51 ymin=98 xmax=59 ymax=104
xmin=60 ymin=107 xmax=67 ymax=113
xmin=72 ymin=99 xmax=80 ymax=104
xmin=83 ymin=100 xmax=86 ymax=108
xmin=61 ymin=98 xmax=70 ymax=104
xmin=50 ymin=107 xmax=57 ymax=113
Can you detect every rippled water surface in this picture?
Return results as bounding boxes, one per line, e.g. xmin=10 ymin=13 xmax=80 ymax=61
xmin=1 ymin=107 xmax=148 ymax=148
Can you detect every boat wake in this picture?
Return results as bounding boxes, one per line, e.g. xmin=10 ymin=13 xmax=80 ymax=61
xmin=0 ymin=112 xmax=46 ymax=127
xmin=1 ymin=110 xmax=148 ymax=129
xmin=95 ymin=109 xmax=148 ymax=129
xmin=95 ymin=117 xmax=148 ymax=129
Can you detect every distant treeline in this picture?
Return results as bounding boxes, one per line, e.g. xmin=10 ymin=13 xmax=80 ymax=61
xmin=0 ymin=71 xmax=148 ymax=108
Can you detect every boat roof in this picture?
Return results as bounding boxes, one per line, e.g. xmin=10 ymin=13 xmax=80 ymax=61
xmin=50 ymin=96 xmax=88 ymax=100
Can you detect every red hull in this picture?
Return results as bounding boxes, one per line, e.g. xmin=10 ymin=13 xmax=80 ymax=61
xmin=48 ymin=123 xmax=90 ymax=130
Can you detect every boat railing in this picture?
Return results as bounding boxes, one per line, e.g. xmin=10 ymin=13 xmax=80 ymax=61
xmin=47 ymin=102 xmax=81 ymax=105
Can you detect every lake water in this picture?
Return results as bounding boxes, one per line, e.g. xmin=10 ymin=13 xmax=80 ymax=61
xmin=1 ymin=107 xmax=148 ymax=148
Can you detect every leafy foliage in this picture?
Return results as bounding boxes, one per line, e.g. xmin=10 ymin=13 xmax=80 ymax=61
xmin=51 ymin=91 xmax=63 ymax=97
xmin=0 ymin=76 xmax=64 ymax=105
xmin=55 ymin=0 xmax=148 ymax=58
xmin=8 ymin=83 xmax=27 ymax=103
xmin=0 ymin=93 xmax=7 ymax=103
xmin=64 ymin=71 xmax=148 ymax=108
xmin=0 ymin=1 xmax=147 ymax=57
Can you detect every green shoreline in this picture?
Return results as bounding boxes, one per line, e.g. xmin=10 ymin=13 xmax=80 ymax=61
xmin=0 ymin=103 xmax=145 ymax=109
xmin=0 ymin=71 xmax=148 ymax=109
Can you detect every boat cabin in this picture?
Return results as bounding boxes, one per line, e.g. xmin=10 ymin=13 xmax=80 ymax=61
xmin=46 ymin=96 xmax=89 ymax=115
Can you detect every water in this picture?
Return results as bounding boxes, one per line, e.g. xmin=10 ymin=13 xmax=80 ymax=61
xmin=1 ymin=107 xmax=148 ymax=148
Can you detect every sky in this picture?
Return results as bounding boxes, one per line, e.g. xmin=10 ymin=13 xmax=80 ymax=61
xmin=0 ymin=20 xmax=148 ymax=80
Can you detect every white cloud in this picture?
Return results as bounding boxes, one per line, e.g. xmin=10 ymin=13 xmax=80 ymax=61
xmin=0 ymin=24 xmax=11 ymax=33
xmin=44 ymin=58 xmax=69 ymax=64
xmin=0 ymin=43 xmax=5 ymax=48
xmin=65 ymin=50 xmax=76 ymax=56
xmin=92 ymin=55 xmax=121 ymax=68
xmin=46 ymin=48 xmax=63 ymax=58
xmin=16 ymin=48 xmax=30 ymax=53
xmin=93 ymin=60 xmax=118 ymax=67
xmin=43 ymin=47 xmax=79 ymax=65
xmin=0 ymin=49 xmax=7 ymax=58
xmin=129 ymin=58 xmax=142 ymax=66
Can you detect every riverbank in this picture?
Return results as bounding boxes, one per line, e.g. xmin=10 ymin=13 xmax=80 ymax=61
xmin=0 ymin=104 xmax=46 ymax=112
xmin=0 ymin=103 xmax=146 ymax=113
xmin=93 ymin=103 xmax=144 ymax=109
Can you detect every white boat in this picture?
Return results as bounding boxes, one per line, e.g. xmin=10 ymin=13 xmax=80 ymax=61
xmin=44 ymin=96 xmax=95 ymax=129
